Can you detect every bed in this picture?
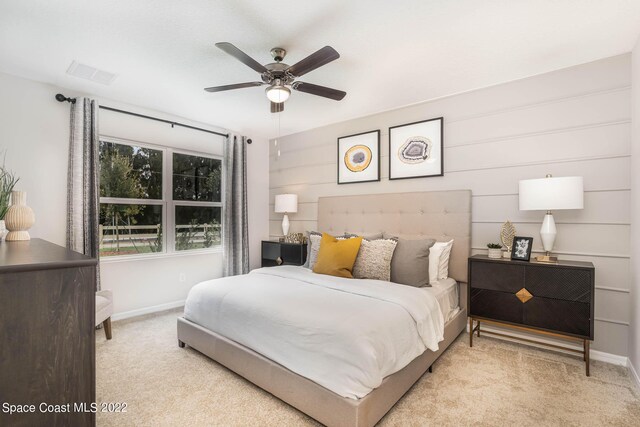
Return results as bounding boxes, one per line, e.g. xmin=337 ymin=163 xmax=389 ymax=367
xmin=177 ymin=190 xmax=471 ymax=426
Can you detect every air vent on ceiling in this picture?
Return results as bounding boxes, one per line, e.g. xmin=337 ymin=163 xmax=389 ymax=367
xmin=66 ymin=61 xmax=117 ymax=85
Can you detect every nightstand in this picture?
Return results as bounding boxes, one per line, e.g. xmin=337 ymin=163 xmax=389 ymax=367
xmin=468 ymin=255 xmax=595 ymax=375
xmin=261 ymin=240 xmax=308 ymax=267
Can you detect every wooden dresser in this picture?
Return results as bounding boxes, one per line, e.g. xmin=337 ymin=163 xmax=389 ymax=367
xmin=0 ymin=239 xmax=97 ymax=426
xmin=468 ymin=255 xmax=595 ymax=375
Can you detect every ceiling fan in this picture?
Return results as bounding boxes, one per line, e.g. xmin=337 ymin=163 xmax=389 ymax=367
xmin=205 ymin=42 xmax=346 ymax=113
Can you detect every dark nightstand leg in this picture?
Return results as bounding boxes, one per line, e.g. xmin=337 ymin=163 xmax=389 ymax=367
xmin=469 ymin=318 xmax=474 ymax=347
xmin=428 ymin=365 xmax=433 ymax=373
xmin=477 ymin=320 xmax=481 ymax=337
xmin=584 ymin=340 xmax=590 ymax=376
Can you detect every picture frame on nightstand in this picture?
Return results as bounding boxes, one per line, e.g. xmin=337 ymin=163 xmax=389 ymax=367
xmin=511 ymin=236 xmax=533 ymax=261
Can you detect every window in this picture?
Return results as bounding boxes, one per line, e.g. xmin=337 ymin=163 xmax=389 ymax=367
xmin=172 ymin=152 xmax=222 ymax=251
xmin=98 ymin=138 xmax=222 ymax=257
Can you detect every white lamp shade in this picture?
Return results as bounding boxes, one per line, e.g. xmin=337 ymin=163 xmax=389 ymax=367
xmin=519 ymin=176 xmax=584 ymax=211
xmin=275 ymin=194 xmax=298 ymax=213
xmin=266 ymin=85 xmax=291 ymax=103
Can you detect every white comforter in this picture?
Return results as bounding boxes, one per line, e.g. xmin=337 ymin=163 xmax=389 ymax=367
xmin=184 ymin=266 xmax=445 ymax=399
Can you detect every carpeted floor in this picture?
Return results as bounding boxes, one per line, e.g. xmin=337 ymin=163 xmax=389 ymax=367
xmin=96 ymin=308 xmax=640 ymax=426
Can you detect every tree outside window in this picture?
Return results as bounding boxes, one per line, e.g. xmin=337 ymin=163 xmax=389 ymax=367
xmin=173 ymin=152 xmax=222 ymax=251
xmin=98 ymin=139 xmax=222 ymax=257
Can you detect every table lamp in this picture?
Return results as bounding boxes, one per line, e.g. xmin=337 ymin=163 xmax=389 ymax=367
xmin=519 ymin=175 xmax=583 ymax=263
xmin=274 ymin=194 xmax=298 ymax=236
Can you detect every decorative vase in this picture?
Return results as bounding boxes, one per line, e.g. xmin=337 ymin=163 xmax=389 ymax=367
xmin=5 ymin=191 xmax=35 ymax=241
xmin=488 ymin=248 xmax=502 ymax=259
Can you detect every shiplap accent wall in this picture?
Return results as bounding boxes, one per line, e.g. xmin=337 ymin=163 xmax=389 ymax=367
xmin=269 ymin=55 xmax=631 ymax=356
xmin=629 ymin=39 xmax=640 ymax=374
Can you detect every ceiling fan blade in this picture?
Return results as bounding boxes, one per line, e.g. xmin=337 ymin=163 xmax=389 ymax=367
xmin=204 ymin=82 xmax=264 ymax=92
xmin=271 ymin=102 xmax=284 ymax=113
xmin=286 ymin=46 xmax=340 ymax=77
xmin=292 ymin=82 xmax=346 ymax=101
xmin=215 ymin=42 xmax=268 ymax=74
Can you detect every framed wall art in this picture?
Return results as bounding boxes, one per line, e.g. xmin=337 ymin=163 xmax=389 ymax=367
xmin=389 ymin=117 xmax=443 ymax=180
xmin=511 ymin=236 xmax=534 ymax=262
xmin=337 ymin=130 xmax=380 ymax=184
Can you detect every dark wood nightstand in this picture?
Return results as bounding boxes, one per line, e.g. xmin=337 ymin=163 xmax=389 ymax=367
xmin=468 ymin=255 xmax=595 ymax=375
xmin=261 ymin=240 xmax=308 ymax=267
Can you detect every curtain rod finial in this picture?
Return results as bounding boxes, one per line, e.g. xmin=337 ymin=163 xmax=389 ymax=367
xmin=55 ymin=94 xmax=75 ymax=103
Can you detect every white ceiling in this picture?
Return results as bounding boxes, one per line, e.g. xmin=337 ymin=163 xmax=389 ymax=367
xmin=1 ymin=0 xmax=640 ymax=138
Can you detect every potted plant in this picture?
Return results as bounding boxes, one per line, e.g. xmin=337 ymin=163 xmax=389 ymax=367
xmin=0 ymin=159 xmax=19 ymax=240
xmin=487 ymin=243 xmax=503 ymax=259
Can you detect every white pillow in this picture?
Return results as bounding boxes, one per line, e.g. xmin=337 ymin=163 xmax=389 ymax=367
xmin=306 ymin=233 xmax=323 ymax=269
xmin=429 ymin=239 xmax=454 ymax=283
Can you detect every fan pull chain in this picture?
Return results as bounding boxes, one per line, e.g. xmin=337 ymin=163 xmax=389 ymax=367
xmin=277 ymin=112 xmax=281 ymax=158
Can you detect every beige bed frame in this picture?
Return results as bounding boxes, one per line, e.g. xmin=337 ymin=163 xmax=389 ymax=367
xmin=177 ymin=190 xmax=471 ymax=427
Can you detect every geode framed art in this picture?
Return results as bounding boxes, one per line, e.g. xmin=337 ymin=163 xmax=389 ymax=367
xmin=337 ymin=130 xmax=380 ymax=184
xmin=389 ymin=117 xmax=443 ymax=180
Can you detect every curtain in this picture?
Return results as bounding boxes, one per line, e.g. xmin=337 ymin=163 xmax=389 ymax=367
xmin=67 ymin=97 xmax=101 ymax=290
xmin=223 ymin=135 xmax=249 ymax=276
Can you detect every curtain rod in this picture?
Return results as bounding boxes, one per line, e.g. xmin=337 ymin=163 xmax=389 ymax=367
xmin=55 ymin=93 xmax=230 ymax=139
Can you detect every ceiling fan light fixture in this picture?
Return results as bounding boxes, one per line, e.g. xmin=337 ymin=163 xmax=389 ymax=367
xmin=266 ymin=84 xmax=290 ymax=103
xmin=207 ymin=43 xmax=345 ymax=112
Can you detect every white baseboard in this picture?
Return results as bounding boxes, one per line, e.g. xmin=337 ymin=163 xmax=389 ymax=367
xmin=467 ymin=322 xmax=627 ymax=366
xmin=591 ymin=349 xmax=628 ymax=366
xmin=629 ymin=359 xmax=640 ymax=389
xmin=112 ymin=299 xmax=185 ymax=321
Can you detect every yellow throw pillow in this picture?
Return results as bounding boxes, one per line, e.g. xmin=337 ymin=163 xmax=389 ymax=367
xmin=313 ymin=233 xmax=363 ymax=278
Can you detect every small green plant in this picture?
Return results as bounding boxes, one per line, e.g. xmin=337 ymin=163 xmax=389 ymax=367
xmin=487 ymin=243 xmax=502 ymax=249
xmin=0 ymin=155 xmax=19 ymax=220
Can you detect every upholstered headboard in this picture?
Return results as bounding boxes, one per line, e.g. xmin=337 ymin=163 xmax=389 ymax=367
xmin=317 ymin=190 xmax=472 ymax=283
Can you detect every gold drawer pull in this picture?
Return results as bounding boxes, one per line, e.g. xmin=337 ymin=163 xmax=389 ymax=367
xmin=516 ymin=288 xmax=533 ymax=303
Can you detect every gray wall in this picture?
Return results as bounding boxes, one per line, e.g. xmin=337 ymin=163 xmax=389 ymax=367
xmin=269 ymin=55 xmax=631 ymax=357
xmin=630 ymin=39 xmax=640 ymax=373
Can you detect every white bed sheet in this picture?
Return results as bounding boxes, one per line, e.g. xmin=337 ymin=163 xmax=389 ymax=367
xmin=427 ymin=277 xmax=460 ymax=323
xmin=184 ymin=266 xmax=445 ymax=400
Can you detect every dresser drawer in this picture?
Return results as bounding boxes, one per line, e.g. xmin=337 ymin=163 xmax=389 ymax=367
xmin=470 ymin=261 xmax=524 ymax=293
xmin=525 ymin=266 xmax=592 ymax=302
xmin=281 ymin=244 xmax=303 ymax=263
xmin=470 ymin=288 xmax=523 ymax=325
xmin=262 ymin=241 xmax=281 ymax=260
xmin=261 ymin=241 xmax=307 ymax=267
xmin=524 ymin=297 xmax=591 ymax=338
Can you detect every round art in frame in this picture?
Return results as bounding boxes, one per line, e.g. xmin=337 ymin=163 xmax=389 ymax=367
xmin=344 ymin=144 xmax=372 ymax=172
xmin=337 ymin=130 xmax=380 ymax=184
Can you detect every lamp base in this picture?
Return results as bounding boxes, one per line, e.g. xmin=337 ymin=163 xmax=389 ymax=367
xmin=535 ymin=254 xmax=558 ymax=263
xmin=281 ymin=213 xmax=290 ymax=236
